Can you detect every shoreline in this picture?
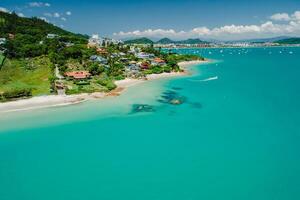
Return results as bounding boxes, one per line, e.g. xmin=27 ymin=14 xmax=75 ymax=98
xmin=0 ymin=60 xmax=208 ymax=113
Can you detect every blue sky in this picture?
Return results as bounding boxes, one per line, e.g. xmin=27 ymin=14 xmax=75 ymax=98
xmin=1 ymin=0 xmax=300 ymax=40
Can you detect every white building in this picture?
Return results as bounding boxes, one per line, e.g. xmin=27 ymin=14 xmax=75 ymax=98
xmin=47 ymin=34 xmax=59 ymax=39
xmin=136 ymin=52 xmax=155 ymax=59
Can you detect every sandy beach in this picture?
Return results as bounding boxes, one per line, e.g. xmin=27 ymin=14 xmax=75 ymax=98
xmin=0 ymin=60 xmax=207 ymax=113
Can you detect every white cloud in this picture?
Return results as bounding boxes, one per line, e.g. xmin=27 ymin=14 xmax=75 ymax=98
xmin=114 ymin=10 xmax=300 ymax=40
xmin=29 ymin=2 xmax=51 ymax=7
xmin=54 ymin=13 xmax=60 ymax=18
xmin=292 ymin=11 xmax=300 ymax=21
xmin=39 ymin=17 xmax=49 ymax=22
xmin=44 ymin=12 xmax=52 ymax=17
xmin=270 ymin=13 xmax=290 ymax=21
xmin=17 ymin=13 xmax=25 ymax=17
xmin=61 ymin=17 xmax=67 ymax=21
xmin=66 ymin=11 xmax=72 ymax=16
xmin=0 ymin=7 xmax=9 ymax=13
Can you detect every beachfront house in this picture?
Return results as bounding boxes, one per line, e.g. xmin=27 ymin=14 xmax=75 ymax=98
xmin=64 ymin=71 xmax=91 ymax=80
xmin=90 ymin=55 xmax=108 ymax=64
xmin=125 ymin=63 xmax=142 ymax=78
xmin=126 ymin=61 xmax=140 ymax=71
xmin=151 ymin=58 xmax=166 ymax=66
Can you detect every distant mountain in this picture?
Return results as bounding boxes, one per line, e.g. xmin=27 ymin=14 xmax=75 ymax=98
xmin=156 ymin=38 xmax=176 ymax=44
xmin=228 ymin=36 xmax=292 ymax=43
xmin=156 ymin=38 xmax=209 ymax=44
xmin=124 ymin=37 xmax=154 ymax=44
xmin=176 ymin=38 xmax=208 ymax=44
xmin=275 ymin=37 xmax=300 ymax=44
xmin=124 ymin=37 xmax=210 ymax=45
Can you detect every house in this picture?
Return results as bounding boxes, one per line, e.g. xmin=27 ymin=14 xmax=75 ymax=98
xmin=111 ymin=53 xmax=119 ymax=58
xmin=120 ymin=57 xmax=129 ymax=63
xmin=140 ymin=61 xmax=150 ymax=69
xmin=8 ymin=34 xmax=15 ymax=40
xmin=90 ymin=55 xmax=108 ymax=64
xmin=126 ymin=62 xmax=140 ymax=71
xmin=96 ymin=48 xmax=108 ymax=54
xmin=129 ymin=46 xmax=140 ymax=54
xmin=125 ymin=63 xmax=142 ymax=78
xmin=64 ymin=42 xmax=74 ymax=47
xmin=47 ymin=34 xmax=59 ymax=39
xmin=88 ymin=34 xmax=102 ymax=47
xmin=136 ymin=52 xmax=155 ymax=59
xmin=64 ymin=71 xmax=91 ymax=80
xmin=152 ymin=58 xmax=166 ymax=66
xmin=0 ymin=38 xmax=6 ymax=45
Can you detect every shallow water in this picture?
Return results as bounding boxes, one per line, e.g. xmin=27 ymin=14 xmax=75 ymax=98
xmin=0 ymin=47 xmax=300 ymax=200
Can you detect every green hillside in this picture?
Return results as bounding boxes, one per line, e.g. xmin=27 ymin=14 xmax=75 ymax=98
xmin=0 ymin=11 xmax=87 ymax=40
xmin=0 ymin=11 xmax=93 ymax=100
xmin=157 ymin=38 xmax=176 ymax=44
xmin=125 ymin=37 xmax=209 ymax=45
xmin=177 ymin=38 xmax=208 ymax=44
xmin=124 ymin=37 xmax=154 ymax=44
xmin=276 ymin=38 xmax=300 ymax=44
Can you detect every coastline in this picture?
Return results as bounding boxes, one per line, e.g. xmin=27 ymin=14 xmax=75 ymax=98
xmin=0 ymin=60 xmax=207 ymax=113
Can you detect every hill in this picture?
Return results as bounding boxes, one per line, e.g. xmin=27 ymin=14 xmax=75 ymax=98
xmin=156 ymin=38 xmax=176 ymax=44
xmin=176 ymin=38 xmax=208 ymax=44
xmin=124 ymin=37 xmax=154 ymax=44
xmin=157 ymin=38 xmax=209 ymax=44
xmin=0 ymin=11 xmax=87 ymax=41
xmin=0 ymin=12 xmax=94 ymax=100
xmin=125 ymin=37 xmax=209 ymax=45
xmin=275 ymin=38 xmax=300 ymax=44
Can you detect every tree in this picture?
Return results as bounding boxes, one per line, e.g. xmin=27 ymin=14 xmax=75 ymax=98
xmin=63 ymin=45 xmax=82 ymax=59
xmin=88 ymin=63 xmax=104 ymax=76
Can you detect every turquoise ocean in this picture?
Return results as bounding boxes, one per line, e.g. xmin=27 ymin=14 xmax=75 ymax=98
xmin=0 ymin=47 xmax=300 ymax=200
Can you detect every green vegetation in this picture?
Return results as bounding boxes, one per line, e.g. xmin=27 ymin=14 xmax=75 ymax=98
xmin=0 ymin=53 xmax=5 ymax=67
xmin=124 ymin=37 xmax=154 ymax=45
xmin=0 ymin=11 xmax=205 ymax=102
xmin=0 ymin=88 xmax=32 ymax=102
xmin=0 ymin=56 xmax=52 ymax=101
xmin=276 ymin=38 xmax=300 ymax=44
xmin=176 ymin=38 xmax=208 ymax=44
xmin=0 ymin=11 xmax=87 ymax=40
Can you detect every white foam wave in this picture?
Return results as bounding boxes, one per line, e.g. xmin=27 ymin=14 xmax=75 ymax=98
xmin=189 ymin=76 xmax=219 ymax=82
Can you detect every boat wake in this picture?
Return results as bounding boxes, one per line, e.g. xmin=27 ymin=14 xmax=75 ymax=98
xmin=189 ymin=76 xmax=218 ymax=82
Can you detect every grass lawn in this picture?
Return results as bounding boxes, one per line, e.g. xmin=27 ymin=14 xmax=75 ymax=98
xmin=0 ymin=56 xmax=52 ymax=96
xmin=0 ymin=54 xmax=4 ymax=65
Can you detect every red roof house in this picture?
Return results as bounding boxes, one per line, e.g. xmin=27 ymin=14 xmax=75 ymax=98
xmin=65 ymin=71 xmax=91 ymax=80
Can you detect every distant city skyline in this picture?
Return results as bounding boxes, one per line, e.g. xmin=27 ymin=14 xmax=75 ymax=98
xmin=1 ymin=0 xmax=300 ymax=40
